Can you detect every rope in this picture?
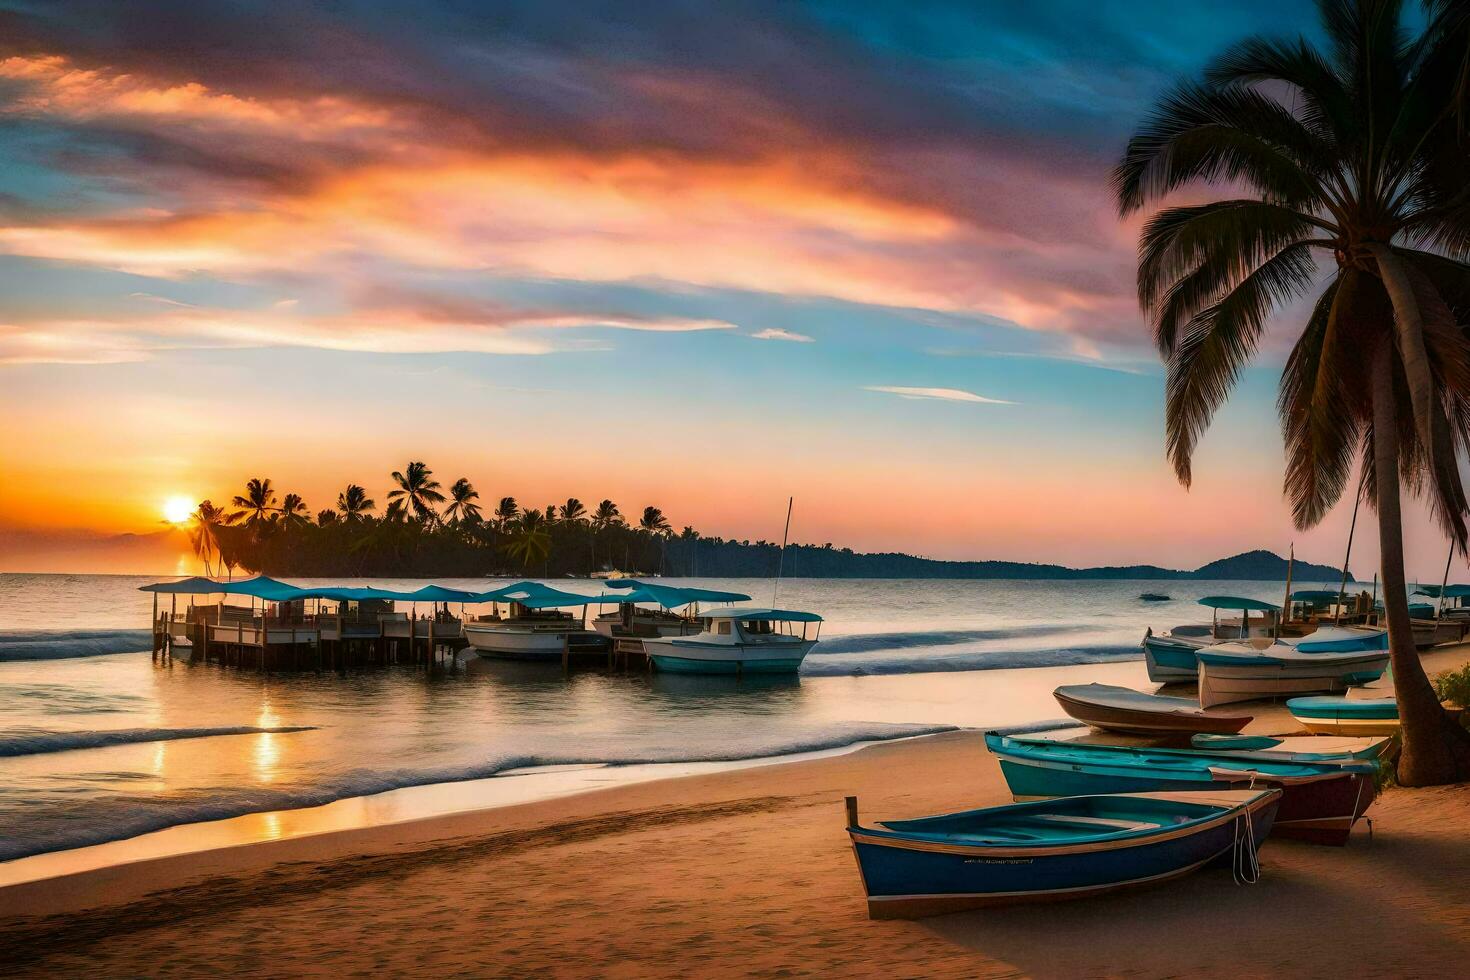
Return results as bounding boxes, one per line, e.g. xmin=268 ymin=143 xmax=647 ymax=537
xmin=1231 ymin=806 xmax=1263 ymax=885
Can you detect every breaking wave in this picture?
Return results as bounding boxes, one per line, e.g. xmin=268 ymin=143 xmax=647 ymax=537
xmin=0 ymin=721 xmax=953 ymax=861
xmin=802 ymin=643 xmax=1142 ymax=676
xmin=815 ymin=624 xmax=1094 ymax=654
xmin=0 ymin=629 xmax=152 ymax=661
xmin=0 ymin=725 xmax=318 ymax=758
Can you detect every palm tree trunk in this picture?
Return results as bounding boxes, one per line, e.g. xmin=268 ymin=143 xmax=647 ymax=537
xmin=1372 ymin=347 xmax=1470 ymax=785
xmin=1368 ymin=244 xmax=1438 ymax=469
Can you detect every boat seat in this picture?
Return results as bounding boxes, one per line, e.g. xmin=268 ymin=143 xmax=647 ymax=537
xmin=1031 ymin=815 xmax=1162 ymax=832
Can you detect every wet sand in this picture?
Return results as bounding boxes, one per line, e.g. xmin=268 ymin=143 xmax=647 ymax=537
xmin=2 ymin=646 xmax=1469 ymax=978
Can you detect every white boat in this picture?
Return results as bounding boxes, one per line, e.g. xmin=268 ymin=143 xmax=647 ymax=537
xmin=1196 ymin=642 xmax=1390 ymax=708
xmin=591 ymin=607 xmax=697 ymax=638
xmin=641 ymin=608 xmax=822 ymax=675
xmin=463 ymin=613 xmax=608 ymax=661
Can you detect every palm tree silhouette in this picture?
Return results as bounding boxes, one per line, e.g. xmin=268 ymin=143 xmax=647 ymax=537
xmin=444 ymin=478 xmax=482 ymax=525
xmin=494 ymin=496 xmax=520 ymax=530
xmin=279 ymin=493 xmax=311 ymax=527
xmin=387 ymin=461 xmax=446 ymax=523
xmin=230 ymin=478 xmax=277 ymax=528
xmin=559 ymin=498 xmax=587 ymax=523
xmin=187 ymin=500 xmax=227 ymax=575
xmin=1116 ymin=0 xmax=1470 ymax=783
xmin=591 ymin=499 xmax=622 ymax=531
xmin=336 ymin=484 xmax=375 ymax=522
xmin=638 ymin=506 xmax=672 ymax=535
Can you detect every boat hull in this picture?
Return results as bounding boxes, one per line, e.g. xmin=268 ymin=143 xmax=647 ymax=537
xmin=990 ymin=752 xmax=1375 ymax=846
xmin=1053 ymin=687 xmax=1250 ymax=736
xmin=1197 ymin=650 xmax=1389 ymax=708
xmin=644 ymin=638 xmax=815 ymax=675
xmin=463 ymin=626 xmax=608 ymax=661
xmin=1142 ymin=636 xmax=1203 ymax=683
xmin=850 ymin=791 xmax=1280 ymax=918
xmin=1287 ymin=697 xmax=1400 ymax=737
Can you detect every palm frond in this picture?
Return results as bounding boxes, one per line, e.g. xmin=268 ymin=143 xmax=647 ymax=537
xmin=1165 ymin=243 xmax=1318 ymax=484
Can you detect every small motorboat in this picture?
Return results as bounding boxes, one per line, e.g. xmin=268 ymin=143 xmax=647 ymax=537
xmin=1142 ymin=596 xmax=1282 ymax=682
xmin=1053 ymin=683 xmax=1251 ymax=736
xmin=845 ymin=789 xmax=1280 ymax=918
xmin=641 ymin=607 xmax=821 ymax=675
xmin=1196 ymin=642 xmax=1389 ymax=708
xmin=985 ymin=731 xmax=1379 ymax=845
xmin=1287 ymin=696 xmax=1399 ymax=736
xmin=1138 ymin=593 xmax=1171 ymax=602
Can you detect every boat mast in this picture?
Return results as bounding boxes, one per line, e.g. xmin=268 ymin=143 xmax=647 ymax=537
xmin=1280 ymin=542 xmax=1294 ymax=633
xmin=1334 ymin=488 xmax=1362 ymax=626
xmin=1437 ymin=540 xmax=1454 ymax=621
xmin=773 ymin=496 xmax=793 ymax=607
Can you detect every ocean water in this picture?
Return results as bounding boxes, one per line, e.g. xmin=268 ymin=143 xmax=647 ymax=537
xmin=0 ymin=573 xmax=1306 ymax=864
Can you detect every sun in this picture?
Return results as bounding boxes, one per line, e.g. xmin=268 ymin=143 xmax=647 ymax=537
xmin=162 ymin=495 xmax=195 ymax=524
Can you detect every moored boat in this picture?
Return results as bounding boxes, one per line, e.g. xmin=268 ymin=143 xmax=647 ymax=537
xmin=589 ymin=581 xmax=751 ymax=638
xmin=641 ymin=607 xmax=821 ymax=674
xmin=846 ymin=789 xmax=1280 ymax=918
xmin=1053 ymin=683 xmax=1251 ymax=736
xmin=1287 ymin=696 xmax=1399 ymax=736
xmin=1142 ymin=596 xmax=1282 ymax=682
xmin=984 ymin=731 xmax=1379 ymax=845
xmin=461 ymin=582 xmax=614 ymax=661
xmin=1196 ymin=642 xmax=1389 ymax=708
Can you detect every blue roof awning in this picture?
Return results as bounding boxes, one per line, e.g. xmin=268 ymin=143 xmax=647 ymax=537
xmin=1197 ymin=595 xmax=1280 ymax=612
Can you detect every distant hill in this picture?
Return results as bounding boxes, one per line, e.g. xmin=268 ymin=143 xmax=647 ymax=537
xmin=667 ymin=542 xmax=1348 ymax=582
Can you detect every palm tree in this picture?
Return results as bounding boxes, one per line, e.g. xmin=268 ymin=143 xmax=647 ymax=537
xmin=229 ymin=477 xmax=277 ymax=529
xmin=1115 ymin=0 xmax=1470 ymax=784
xmin=503 ymin=508 xmax=552 ymax=569
xmin=187 ymin=500 xmax=227 ymax=575
xmin=638 ymin=506 xmax=672 ymax=535
xmin=336 ymin=484 xmax=375 ymax=522
xmin=494 ymin=496 xmax=520 ymax=529
xmin=316 ymin=509 xmax=339 ymax=525
xmin=279 ymin=492 xmax=311 ymax=527
xmin=444 ymin=477 xmax=482 ymax=525
xmin=591 ymin=499 xmax=622 ymax=531
xmin=387 ymin=461 xmax=446 ymax=523
xmin=559 ymin=498 xmax=587 ymax=523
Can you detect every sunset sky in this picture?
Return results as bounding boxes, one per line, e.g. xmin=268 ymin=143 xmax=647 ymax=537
xmin=0 ymin=0 xmax=1459 ymax=577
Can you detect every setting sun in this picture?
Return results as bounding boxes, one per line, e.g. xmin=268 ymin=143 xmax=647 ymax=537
xmin=162 ymin=495 xmax=194 ymax=525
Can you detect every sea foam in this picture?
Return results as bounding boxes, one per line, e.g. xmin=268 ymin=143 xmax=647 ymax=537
xmin=0 ymin=725 xmax=318 ymax=758
xmin=0 ymin=629 xmax=153 ymax=661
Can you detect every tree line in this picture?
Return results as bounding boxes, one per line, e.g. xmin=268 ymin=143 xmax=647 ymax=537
xmin=184 ymin=462 xmax=812 ymax=578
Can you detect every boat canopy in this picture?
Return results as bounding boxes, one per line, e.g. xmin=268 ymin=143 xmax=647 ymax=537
xmin=138 ymin=575 xmax=305 ymax=601
xmin=1413 ymin=584 xmax=1470 ymax=599
xmin=406 ymin=585 xmax=483 ymax=603
xmin=701 ymin=607 xmax=823 ymax=623
xmin=601 ymin=580 xmax=751 ymax=608
xmin=1196 ymin=595 xmax=1280 ymax=612
xmin=138 ymin=575 xmax=233 ymax=594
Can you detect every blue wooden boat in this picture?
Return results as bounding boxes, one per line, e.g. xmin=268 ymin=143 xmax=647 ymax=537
xmin=1287 ymin=696 xmax=1399 ymax=736
xmin=1197 ymin=642 xmax=1389 ymax=707
xmin=985 ymin=732 xmax=1379 ymax=845
xmin=846 ymin=789 xmax=1280 ymax=918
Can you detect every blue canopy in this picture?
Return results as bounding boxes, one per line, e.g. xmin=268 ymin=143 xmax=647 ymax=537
xmin=1291 ymin=590 xmax=1344 ymax=602
xmin=139 ymin=576 xmax=230 ymax=594
xmin=1413 ymin=584 xmax=1470 ymax=599
xmin=1197 ymin=595 xmax=1280 ymax=612
xmin=406 ymin=585 xmax=482 ymax=603
xmin=600 ymin=581 xmax=750 ymax=608
xmin=467 ymin=581 xmax=626 ymax=608
xmin=701 ymin=607 xmax=823 ymax=623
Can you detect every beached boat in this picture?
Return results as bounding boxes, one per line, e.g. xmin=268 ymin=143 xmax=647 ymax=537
xmin=845 ymin=789 xmax=1280 ymax=918
xmin=1053 ymin=684 xmax=1251 ymax=736
xmin=1196 ymin=642 xmax=1389 ymax=708
xmin=1186 ymin=733 xmax=1390 ymax=759
xmin=984 ymin=732 xmax=1378 ymax=845
xmin=1142 ymin=596 xmax=1282 ymax=682
xmin=1287 ymin=696 xmax=1400 ymax=736
xmin=641 ymin=608 xmax=821 ymax=674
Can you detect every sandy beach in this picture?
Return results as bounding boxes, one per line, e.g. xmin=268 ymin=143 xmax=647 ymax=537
xmin=1 ymin=646 xmax=1468 ymax=978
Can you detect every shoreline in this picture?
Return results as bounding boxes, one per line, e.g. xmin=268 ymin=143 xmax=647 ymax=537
xmin=3 ymin=648 xmax=1468 ymax=973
